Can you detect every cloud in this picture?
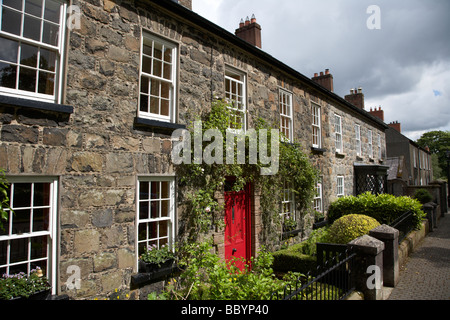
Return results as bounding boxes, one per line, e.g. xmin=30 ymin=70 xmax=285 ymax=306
xmin=192 ymin=0 xmax=450 ymax=141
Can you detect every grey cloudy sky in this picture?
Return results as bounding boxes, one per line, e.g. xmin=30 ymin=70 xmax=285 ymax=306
xmin=192 ymin=0 xmax=450 ymax=141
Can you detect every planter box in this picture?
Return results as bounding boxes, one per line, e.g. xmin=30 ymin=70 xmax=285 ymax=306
xmin=131 ymin=261 xmax=181 ymax=289
xmin=313 ymin=220 xmax=328 ymax=230
xmin=8 ymin=289 xmax=51 ymax=300
xmin=138 ymin=259 xmax=174 ymax=274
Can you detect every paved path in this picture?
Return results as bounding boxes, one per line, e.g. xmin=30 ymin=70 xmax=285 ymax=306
xmin=387 ymin=213 xmax=450 ymax=300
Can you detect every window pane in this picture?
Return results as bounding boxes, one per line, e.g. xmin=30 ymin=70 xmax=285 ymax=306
xmin=39 ymin=48 xmax=56 ymax=71
xmin=161 ymin=200 xmax=169 ymax=218
xmin=19 ymin=66 xmax=37 ymax=92
xmin=138 ymin=223 xmax=147 ymax=242
xmin=44 ymin=0 xmax=60 ymax=23
xmin=25 ymin=0 xmax=43 ymax=17
xmin=0 ymin=241 xmax=7 ymax=265
xmin=163 ymin=62 xmax=171 ymax=80
xmin=150 ymin=96 xmax=159 ymax=114
xmin=153 ymin=42 xmax=162 ymax=60
xmin=161 ymin=82 xmax=170 ymax=99
xmin=143 ymin=42 xmax=152 ymax=56
xmin=151 ymin=182 xmax=160 ymax=199
xmin=10 ymin=238 xmax=28 ymax=263
xmin=1 ymin=7 xmax=21 ymax=35
xmin=139 ymin=202 xmax=149 ymax=220
xmin=159 ymin=220 xmax=168 ymax=238
xmin=0 ymin=62 xmax=17 ymax=89
xmin=32 ymin=208 xmax=49 ymax=232
xmin=33 ymin=183 xmax=50 ymax=207
xmin=150 ymin=78 xmax=159 ymax=96
xmin=30 ymin=235 xmax=47 ymax=260
xmin=153 ymin=59 xmax=162 ymax=77
xmin=139 ymin=181 xmax=149 ymax=200
xmin=150 ymin=201 xmax=159 ymax=219
xmin=140 ymin=94 xmax=148 ymax=112
xmin=163 ymin=47 xmax=172 ymax=63
xmin=23 ymin=15 xmax=42 ymax=41
xmin=0 ymin=37 xmax=19 ymax=63
xmin=38 ymin=70 xmax=54 ymax=94
xmin=12 ymin=209 xmax=31 ymax=234
xmin=13 ymin=183 xmax=32 ymax=208
xmin=3 ymin=0 xmax=23 ymax=10
xmin=142 ymin=56 xmax=151 ymax=74
xmin=42 ymin=21 xmax=58 ymax=46
xmin=148 ymin=221 xmax=157 ymax=238
xmin=140 ymin=76 xmax=149 ymax=94
xmin=9 ymin=263 xmax=28 ymax=275
xmin=20 ymin=43 xmax=38 ymax=67
xmin=161 ymin=182 xmax=169 ymax=199
xmin=161 ymin=99 xmax=169 ymax=117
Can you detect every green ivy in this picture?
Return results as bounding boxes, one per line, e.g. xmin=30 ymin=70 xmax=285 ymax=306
xmin=175 ymin=100 xmax=319 ymax=244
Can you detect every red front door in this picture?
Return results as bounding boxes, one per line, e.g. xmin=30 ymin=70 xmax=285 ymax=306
xmin=224 ymin=183 xmax=251 ymax=271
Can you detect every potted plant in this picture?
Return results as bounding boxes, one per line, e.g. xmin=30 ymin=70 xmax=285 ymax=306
xmin=313 ymin=211 xmax=328 ymax=229
xmin=282 ymin=217 xmax=298 ymax=234
xmin=0 ymin=267 xmax=51 ymax=300
xmin=139 ymin=244 xmax=176 ymax=274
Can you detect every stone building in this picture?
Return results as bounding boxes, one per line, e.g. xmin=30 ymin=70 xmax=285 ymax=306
xmin=0 ymin=0 xmax=387 ymax=299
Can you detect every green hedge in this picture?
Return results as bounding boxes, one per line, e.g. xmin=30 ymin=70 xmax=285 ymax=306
xmin=272 ymin=244 xmax=317 ymax=274
xmin=328 ymin=192 xmax=426 ymax=229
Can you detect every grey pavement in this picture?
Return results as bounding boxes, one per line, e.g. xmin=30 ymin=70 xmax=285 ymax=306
xmin=387 ymin=213 xmax=450 ymax=300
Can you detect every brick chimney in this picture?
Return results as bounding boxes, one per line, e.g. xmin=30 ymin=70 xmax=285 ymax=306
xmin=312 ymin=69 xmax=334 ymax=92
xmin=389 ymin=121 xmax=402 ymax=133
xmin=344 ymin=87 xmax=365 ymax=110
xmin=235 ymin=14 xmax=262 ymax=48
xmin=172 ymin=0 xmax=192 ymax=10
xmin=369 ymin=106 xmax=384 ymax=121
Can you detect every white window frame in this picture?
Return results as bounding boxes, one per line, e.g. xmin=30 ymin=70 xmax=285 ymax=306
xmin=337 ymin=176 xmax=344 ymax=198
xmin=139 ymin=32 xmax=177 ymax=123
xmin=225 ymin=66 xmax=247 ymax=132
xmin=413 ymin=148 xmax=417 ymax=168
xmin=311 ymin=102 xmax=321 ymax=148
xmin=280 ymin=181 xmax=295 ymax=221
xmin=368 ymin=130 xmax=373 ymax=158
xmin=378 ymin=134 xmax=382 ymax=159
xmin=0 ymin=0 xmax=67 ymax=103
xmin=355 ymin=124 xmax=361 ymax=157
xmin=136 ymin=176 xmax=176 ymax=265
xmin=334 ymin=114 xmax=343 ymax=153
xmin=313 ymin=179 xmax=323 ymax=213
xmin=0 ymin=176 xmax=58 ymax=294
xmin=279 ymin=89 xmax=293 ymax=142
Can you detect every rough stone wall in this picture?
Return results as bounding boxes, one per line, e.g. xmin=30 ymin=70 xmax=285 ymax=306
xmin=0 ymin=0 xmax=387 ymax=299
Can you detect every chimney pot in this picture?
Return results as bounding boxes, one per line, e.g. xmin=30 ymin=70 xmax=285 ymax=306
xmin=358 ymin=87 xmax=362 ymax=94
xmin=314 ymin=73 xmax=318 ymax=77
xmin=251 ymin=14 xmax=256 ymax=23
xmin=245 ymin=16 xmax=250 ymax=25
xmin=239 ymin=18 xmax=244 ymax=28
xmin=325 ymin=69 xmax=330 ymax=75
xmin=320 ymin=72 xmax=324 ymax=76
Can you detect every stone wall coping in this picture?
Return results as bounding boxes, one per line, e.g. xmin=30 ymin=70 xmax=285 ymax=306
xmin=348 ymin=235 xmax=385 ymax=255
xmin=369 ymin=224 xmax=399 ymax=240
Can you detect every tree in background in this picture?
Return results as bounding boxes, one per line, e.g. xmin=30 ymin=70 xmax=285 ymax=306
xmin=416 ymin=130 xmax=450 ymax=180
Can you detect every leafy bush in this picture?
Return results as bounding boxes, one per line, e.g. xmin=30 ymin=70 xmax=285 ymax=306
xmin=328 ymin=192 xmax=426 ymax=229
xmin=272 ymin=228 xmax=329 ymax=274
xmin=326 ymin=214 xmax=380 ymax=244
xmin=163 ymin=241 xmax=300 ymax=300
xmin=0 ymin=267 xmax=50 ymax=300
xmin=139 ymin=244 xmax=175 ymax=266
xmin=414 ymin=189 xmax=433 ymax=204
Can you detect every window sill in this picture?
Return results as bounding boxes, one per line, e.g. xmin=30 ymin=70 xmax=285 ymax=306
xmin=335 ymin=151 xmax=346 ymax=158
xmin=311 ymin=147 xmax=326 ymax=154
xmin=356 ymin=155 xmax=364 ymax=161
xmin=0 ymin=95 xmax=73 ymax=114
xmin=134 ymin=117 xmax=186 ymax=134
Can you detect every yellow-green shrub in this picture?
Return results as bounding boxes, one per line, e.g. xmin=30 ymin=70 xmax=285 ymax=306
xmin=326 ymin=214 xmax=380 ymax=244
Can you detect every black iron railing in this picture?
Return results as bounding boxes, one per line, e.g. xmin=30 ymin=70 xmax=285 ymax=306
xmin=389 ymin=210 xmax=414 ymax=243
xmin=271 ymin=249 xmax=356 ymax=300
